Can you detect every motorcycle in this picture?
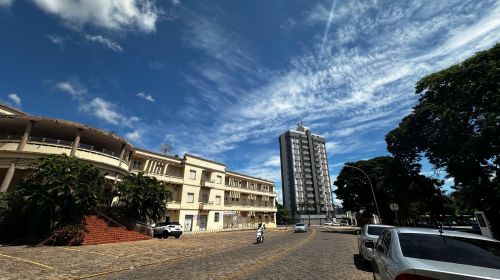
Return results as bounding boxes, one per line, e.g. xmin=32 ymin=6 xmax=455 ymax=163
xmin=256 ymin=228 xmax=264 ymax=244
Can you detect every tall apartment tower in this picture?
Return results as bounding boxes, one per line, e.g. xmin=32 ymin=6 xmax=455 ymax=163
xmin=279 ymin=123 xmax=334 ymax=224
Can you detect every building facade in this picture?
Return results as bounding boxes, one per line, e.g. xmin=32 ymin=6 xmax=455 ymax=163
xmin=0 ymin=104 xmax=277 ymax=231
xmin=279 ymin=123 xmax=334 ymax=224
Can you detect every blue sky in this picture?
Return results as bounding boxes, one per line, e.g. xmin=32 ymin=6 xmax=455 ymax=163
xmin=1 ymin=0 xmax=499 ymax=204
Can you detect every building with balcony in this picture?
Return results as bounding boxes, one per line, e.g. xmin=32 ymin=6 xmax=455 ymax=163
xmin=279 ymin=122 xmax=334 ymax=225
xmin=0 ymin=104 xmax=277 ymax=231
xmin=0 ymin=104 xmax=133 ymax=192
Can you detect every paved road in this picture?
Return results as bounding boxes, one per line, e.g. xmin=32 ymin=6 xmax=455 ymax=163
xmin=0 ymin=228 xmax=371 ymax=279
xmin=99 ymin=229 xmax=372 ymax=280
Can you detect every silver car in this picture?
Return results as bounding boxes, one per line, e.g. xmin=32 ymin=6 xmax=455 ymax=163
xmin=294 ymin=223 xmax=307 ymax=233
xmin=357 ymin=224 xmax=393 ymax=265
xmin=372 ymin=227 xmax=500 ymax=280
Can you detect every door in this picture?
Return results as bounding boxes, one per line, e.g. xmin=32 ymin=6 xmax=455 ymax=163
xmin=200 ymin=215 xmax=208 ymax=231
xmin=184 ymin=215 xmax=193 ymax=232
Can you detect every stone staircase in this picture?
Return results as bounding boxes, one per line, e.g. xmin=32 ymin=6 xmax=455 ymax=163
xmin=82 ymin=215 xmax=151 ymax=245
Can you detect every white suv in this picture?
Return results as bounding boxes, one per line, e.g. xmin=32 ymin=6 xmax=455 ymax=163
xmin=153 ymin=222 xmax=183 ymax=239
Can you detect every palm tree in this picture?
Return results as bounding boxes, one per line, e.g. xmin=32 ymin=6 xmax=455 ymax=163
xmin=114 ymin=172 xmax=170 ymax=223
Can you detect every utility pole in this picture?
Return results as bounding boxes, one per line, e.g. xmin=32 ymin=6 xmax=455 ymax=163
xmin=344 ymin=165 xmax=382 ymax=223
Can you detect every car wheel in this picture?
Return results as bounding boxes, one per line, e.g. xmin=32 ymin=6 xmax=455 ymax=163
xmin=175 ymin=235 xmax=180 ymax=239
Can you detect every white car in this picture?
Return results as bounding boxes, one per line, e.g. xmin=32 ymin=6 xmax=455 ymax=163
xmin=153 ymin=222 xmax=183 ymax=239
xmin=294 ymin=223 xmax=307 ymax=233
xmin=372 ymin=227 xmax=500 ymax=279
xmin=357 ymin=224 xmax=393 ymax=265
xmin=324 ymin=222 xmax=333 ymax=226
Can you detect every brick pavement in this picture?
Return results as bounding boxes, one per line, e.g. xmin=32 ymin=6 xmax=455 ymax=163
xmin=0 ymin=228 xmax=371 ymax=279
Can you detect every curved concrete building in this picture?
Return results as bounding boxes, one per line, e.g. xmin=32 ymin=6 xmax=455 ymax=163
xmin=0 ymin=104 xmax=134 ymax=192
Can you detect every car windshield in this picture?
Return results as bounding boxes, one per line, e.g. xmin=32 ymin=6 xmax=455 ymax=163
xmin=367 ymin=226 xmax=389 ymax=236
xmin=296 ymin=223 xmax=305 ymax=226
xmin=399 ymin=233 xmax=500 ymax=269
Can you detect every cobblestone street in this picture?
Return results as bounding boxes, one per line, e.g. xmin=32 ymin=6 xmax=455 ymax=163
xmin=0 ymin=228 xmax=371 ymax=279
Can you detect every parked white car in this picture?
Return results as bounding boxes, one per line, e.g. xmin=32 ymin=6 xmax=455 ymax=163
xmin=153 ymin=222 xmax=183 ymax=239
xmin=372 ymin=227 xmax=500 ymax=280
xmin=357 ymin=224 xmax=393 ymax=265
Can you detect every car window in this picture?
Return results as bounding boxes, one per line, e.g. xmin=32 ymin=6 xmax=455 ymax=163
xmin=399 ymin=233 xmax=500 ymax=269
xmin=383 ymin=231 xmax=391 ymax=255
xmin=368 ymin=226 xmax=389 ymax=236
xmin=376 ymin=232 xmax=386 ymax=253
xmin=296 ymin=223 xmax=305 ymax=226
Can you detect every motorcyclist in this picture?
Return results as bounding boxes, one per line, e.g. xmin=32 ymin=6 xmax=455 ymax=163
xmin=257 ymin=222 xmax=265 ymax=241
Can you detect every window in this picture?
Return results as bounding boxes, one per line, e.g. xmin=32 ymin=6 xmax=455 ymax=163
xmin=132 ymin=160 xmax=142 ymax=170
xmin=399 ymin=233 xmax=500 ymax=269
xmin=189 ymin=170 xmax=196 ymax=180
xmin=216 ymin=175 xmax=222 ymax=184
xmin=368 ymin=226 xmax=390 ymax=236
xmin=214 ymin=212 xmax=220 ymax=222
xmin=187 ymin=192 xmax=194 ymax=203
xmin=202 ymin=193 xmax=209 ymax=203
xmin=216 ymin=195 xmax=221 ymax=205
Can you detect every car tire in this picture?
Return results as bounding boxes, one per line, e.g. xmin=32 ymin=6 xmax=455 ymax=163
xmin=175 ymin=235 xmax=180 ymax=239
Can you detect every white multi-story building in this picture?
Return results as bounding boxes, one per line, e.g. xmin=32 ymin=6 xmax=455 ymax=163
xmin=279 ymin=123 xmax=334 ymax=224
xmin=0 ymin=104 xmax=277 ymax=231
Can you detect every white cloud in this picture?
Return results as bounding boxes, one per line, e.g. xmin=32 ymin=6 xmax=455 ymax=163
xmin=171 ymin=0 xmax=180 ymax=5
xmin=81 ymin=97 xmax=139 ymax=127
xmin=55 ymin=81 xmax=86 ymax=96
xmin=275 ymin=188 xmax=283 ymax=204
xmin=32 ymin=0 xmax=159 ymax=33
xmin=46 ymin=34 xmax=65 ymax=46
xmin=85 ymin=34 xmax=123 ymax=52
xmin=136 ymin=92 xmax=155 ymax=102
xmin=0 ymin=0 xmax=14 ymax=7
xmin=7 ymin=93 xmax=21 ymax=106
xmin=171 ymin=1 xmax=500 ymax=163
xmin=125 ymin=129 xmax=142 ymax=142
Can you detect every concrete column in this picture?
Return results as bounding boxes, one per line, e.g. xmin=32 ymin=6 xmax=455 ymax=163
xmin=118 ymin=143 xmax=126 ymax=167
xmin=0 ymin=161 xmax=16 ymax=192
xmin=17 ymin=120 xmax=35 ymax=151
xmin=2 ymin=120 xmax=35 ymax=192
xmin=70 ymin=129 xmax=82 ymax=157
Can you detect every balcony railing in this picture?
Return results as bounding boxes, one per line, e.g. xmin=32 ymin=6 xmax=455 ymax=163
xmin=28 ymin=136 xmax=119 ymax=158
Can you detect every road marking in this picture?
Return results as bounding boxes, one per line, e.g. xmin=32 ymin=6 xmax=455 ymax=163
xmin=0 ymin=253 xmax=54 ymax=270
xmin=220 ymin=229 xmax=317 ymax=280
xmin=60 ymin=247 xmax=120 ymax=259
xmin=74 ymin=247 xmax=225 ymax=279
xmin=74 ymin=231 xmax=288 ymax=279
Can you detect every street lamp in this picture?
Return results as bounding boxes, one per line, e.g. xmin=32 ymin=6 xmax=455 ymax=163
xmin=344 ymin=165 xmax=382 ymax=223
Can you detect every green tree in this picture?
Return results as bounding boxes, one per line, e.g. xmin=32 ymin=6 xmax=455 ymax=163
xmin=334 ymin=157 xmax=445 ymax=225
xmin=276 ymin=200 xmax=293 ymax=227
xmin=1 ymin=154 xmax=105 ymax=241
xmin=386 ymin=44 xmax=500 ymax=236
xmin=114 ymin=172 xmax=170 ymax=223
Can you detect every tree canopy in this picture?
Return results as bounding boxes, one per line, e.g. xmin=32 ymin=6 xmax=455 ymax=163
xmin=334 ymin=156 xmax=445 ymax=225
xmin=114 ymin=172 xmax=170 ymax=223
xmin=386 ymin=44 xmax=500 ymax=236
xmin=1 ymin=154 xmax=105 ymax=241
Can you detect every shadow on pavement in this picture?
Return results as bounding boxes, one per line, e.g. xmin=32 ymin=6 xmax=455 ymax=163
xmin=353 ymin=254 xmax=373 ymax=272
xmin=318 ymin=229 xmax=358 ymax=235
